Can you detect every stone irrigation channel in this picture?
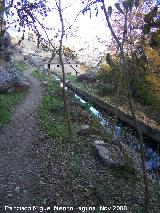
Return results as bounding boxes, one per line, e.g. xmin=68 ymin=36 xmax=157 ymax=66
xmin=66 ymin=83 xmax=160 ymax=144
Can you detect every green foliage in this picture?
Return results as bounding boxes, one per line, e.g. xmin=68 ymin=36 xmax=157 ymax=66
xmin=126 ymin=48 xmax=160 ymax=111
xmin=38 ymin=82 xmax=67 ymax=140
xmin=39 ymin=107 xmax=68 ymax=140
xmin=43 ymin=95 xmax=64 ymax=114
xmin=32 ymin=70 xmax=67 ymax=141
xmin=65 ymin=74 xmax=77 ymax=83
xmin=0 ymin=91 xmax=27 ymax=126
xmin=38 ymin=78 xmax=75 ymax=141
xmin=98 ymin=61 xmax=120 ymax=84
xmin=100 ymin=63 xmax=111 ymax=73
xmin=46 ymin=79 xmax=62 ymax=96
xmin=31 ymin=70 xmax=47 ymax=80
xmin=131 ymin=76 xmax=159 ymax=108
xmin=14 ymin=61 xmax=28 ymax=72
xmin=38 ymin=76 xmax=101 ymax=142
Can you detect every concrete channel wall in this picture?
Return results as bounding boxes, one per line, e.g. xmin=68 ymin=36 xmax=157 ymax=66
xmin=67 ymin=83 xmax=160 ymax=144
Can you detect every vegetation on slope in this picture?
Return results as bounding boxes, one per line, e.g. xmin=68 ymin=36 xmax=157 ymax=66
xmin=0 ymin=91 xmax=27 ymax=126
xmin=32 ymin=70 xmax=160 ymax=213
xmin=0 ymin=61 xmax=29 ymax=127
xmin=14 ymin=60 xmax=29 ymax=72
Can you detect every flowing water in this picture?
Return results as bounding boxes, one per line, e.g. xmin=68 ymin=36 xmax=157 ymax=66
xmin=55 ymin=76 xmax=160 ymax=178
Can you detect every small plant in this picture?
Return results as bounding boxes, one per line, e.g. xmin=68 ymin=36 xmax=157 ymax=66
xmin=0 ymin=91 xmax=28 ymax=125
xmin=65 ymin=74 xmax=77 ymax=83
xmin=14 ymin=61 xmax=28 ymax=72
xmin=132 ymin=77 xmax=159 ymax=107
xmin=38 ymin=78 xmax=72 ymax=141
xmin=31 ymin=70 xmax=47 ymax=80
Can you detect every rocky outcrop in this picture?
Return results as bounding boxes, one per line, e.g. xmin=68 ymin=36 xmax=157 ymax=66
xmin=0 ymin=32 xmax=12 ymax=68
xmin=0 ymin=31 xmax=30 ymax=92
xmin=0 ymin=67 xmax=30 ymax=92
xmin=24 ymin=54 xmax=45 ymax=70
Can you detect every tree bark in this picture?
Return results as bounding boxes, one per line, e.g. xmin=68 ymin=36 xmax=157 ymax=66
xmin=0 ymin=0 xmax=5 ymax=35
xmin=56 ymin=0 xmax=72 ymax=141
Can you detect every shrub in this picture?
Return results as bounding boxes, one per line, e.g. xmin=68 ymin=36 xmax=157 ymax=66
xmin=131 ymin=76 xmax=159 ymax=107
xmin=100 ymin=63 xmax=111 ymax=73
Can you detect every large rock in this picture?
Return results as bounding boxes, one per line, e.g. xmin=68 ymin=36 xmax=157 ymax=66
xmin=78 ymin=124 xmax=100 ymax=136
xmin=78 ymin=124 xmax=91 ymax=136
xmin=94 ymin=140 xmax=125 ymax=167
xmin=24 ymin=54 xmax=44 ymax=68
xmin=0 ymin=32 xmax=12 ymax=68
xmin=0 ymin=32 xmax=30 ymax=92
xmin=0 ymin=68 xmax=30 ymax=92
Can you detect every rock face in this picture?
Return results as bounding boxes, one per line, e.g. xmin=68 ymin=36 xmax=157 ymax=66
xmin=0 ymin=32 xmax=30 ymax=92
xmin=24 ymin=54 xmax=45 ymax=70
xmin=0 ymin=32 xmax=12 ymax=68
xmin=0 ymin=68 xmax=30 ymax=92
xmin=94 ymin=140 xmax=125 ymax=167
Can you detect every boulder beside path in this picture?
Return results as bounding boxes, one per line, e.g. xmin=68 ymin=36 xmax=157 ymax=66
xmin=94 ymin=140 xmax=125 ymax=167
xmin=0 ymin=67 xmax=30 ymax=92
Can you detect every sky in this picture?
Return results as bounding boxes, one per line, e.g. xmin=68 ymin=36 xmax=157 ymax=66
xmin=7 ymin=0 xmax=117 ymax=65
xmin=44 ymin=0 xmax=116 ymax=65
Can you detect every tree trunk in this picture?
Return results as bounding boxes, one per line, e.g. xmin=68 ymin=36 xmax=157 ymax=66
xmin=110 ymin=80 xmax=129 ymax=164
xmin=110 ymin=82 xmax=119 ymax=142
xmin=57 ymin=0 xmax=72 ymax=141
xmin=0 ymin=0 xmax=5 ymax=35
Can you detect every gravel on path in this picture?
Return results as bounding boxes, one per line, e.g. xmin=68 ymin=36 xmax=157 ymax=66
xmin=0 ymin=67 xmax=46 ymax=212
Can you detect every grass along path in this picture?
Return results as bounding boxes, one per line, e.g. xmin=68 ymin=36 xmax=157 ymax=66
xmin=0 ymin=91 xmax=28 ymax=126
xmin=0 ymin=61 xmax=29 ymax=127
xmin=32 ymin=70 xmax=160 ymax=213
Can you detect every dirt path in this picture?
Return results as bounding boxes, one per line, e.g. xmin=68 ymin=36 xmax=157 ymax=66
xmin=0 ymin=67 xmax=46 ymax=211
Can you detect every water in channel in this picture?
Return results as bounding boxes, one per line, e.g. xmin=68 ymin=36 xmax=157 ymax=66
xmin=55 ymin=76 xmax=160 ymax=178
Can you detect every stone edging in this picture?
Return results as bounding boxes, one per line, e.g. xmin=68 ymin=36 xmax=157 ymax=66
xmin=67 ymin=83 xmax=160 ymax=144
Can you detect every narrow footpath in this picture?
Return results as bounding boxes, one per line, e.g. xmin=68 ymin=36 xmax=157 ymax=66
xmin=0 ymin=67 xmax=46 ymax=212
